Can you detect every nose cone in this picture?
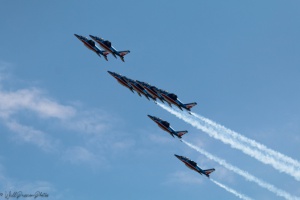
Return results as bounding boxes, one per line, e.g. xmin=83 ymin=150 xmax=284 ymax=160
xmin=107 ymin=71 xmax=115 ymax=77
xmin=174 ymin=154 xmax=181 ymax=160
xmin=147 ymin=115 xmax=154 ymax=120
xmin=89 ymin=35 xmax=96 ymax=40
xmin=74 ymin=34 xmax=80 ymax=39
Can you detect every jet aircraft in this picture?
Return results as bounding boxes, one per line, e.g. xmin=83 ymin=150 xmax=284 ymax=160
xmin=74 ymin=34 xmax=109 ymax=61
xmin=147 ymin=115 xmax=187 ymax=139
xmin=158 ymin=90 xmax=197 ymax=113
xmin=136 ymin=81 xmax=165 ymax=103
xmin=126 ymin=78 xmax=155 ymax=101
xmin=107 ymin=71 xmax=135 ymax=93
xmin=89 ymin=35 xmax=130 ymax=62
xmin=175 ymin=154 xmax=215 ymax=177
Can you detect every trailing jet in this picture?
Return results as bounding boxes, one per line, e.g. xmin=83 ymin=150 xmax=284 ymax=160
xmin=107 ymin=71 xmax=135 ymax=93
xmin=158 ymin=90 xmax=197 ymax=113
xmin=147 ymin=115 xmax=187 ymax=139
xmin=74 ymin=34 xmax=109 ymax=61
xmin=136 ymin=81 xmax=165 ymax=103
xmin=126 ymin=78 xmax=155 ymax=101
xmin=89 ymin=35 xmax=130 ymax=62
xmin=175 ymin=154 xmax=215 ymax=177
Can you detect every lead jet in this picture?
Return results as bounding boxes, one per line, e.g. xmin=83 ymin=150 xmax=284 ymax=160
xmin=107 ymin=71 xmax=134 ymax=93
xmin=126 ymin=78 xmax=155 ymax=101
xmin=175 ymin=154 xmax=215 ymax=178
xmin=89 ymin=35 xmax=130 ymax=62
xmin=158 ymin=90 xmax=197 ymax=113
xmin=147 ymin=115 xmax=188 ymax=139
xmin=74 ymin=34 xmax=109 ymax=61
xmin=136 ymin=81 xmax=165 ymax=103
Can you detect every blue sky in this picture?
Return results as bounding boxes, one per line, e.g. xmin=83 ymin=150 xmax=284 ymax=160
xmin=1 ymin=1 xmax=300 ymax=199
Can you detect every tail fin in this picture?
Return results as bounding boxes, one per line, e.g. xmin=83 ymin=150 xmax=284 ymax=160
xmin=184 ymin=102 xmax=197 ymax=110
xmin=176 ymin=130 xmax=188 ymax=138
xmin=203 ymin=168 xmax=215 ymax=177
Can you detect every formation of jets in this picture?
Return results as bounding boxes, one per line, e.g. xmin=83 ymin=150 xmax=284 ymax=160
xmin=107 ymin=71 xmax=197 ymax=113
xmin=75 ymin=34 xmax=215 ymax=179
xmin=74 ymin=34 xmax=109 ymax=60
xmin=89 ymin=35 xmax=130 ymax=62
xmin=74 ymin=34 xmax=130 ymax=62
xmin=106 ymin=71 xmax=214 ymax=178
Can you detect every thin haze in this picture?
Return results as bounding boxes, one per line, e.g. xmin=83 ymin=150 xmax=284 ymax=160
xmin=0 ymin=1 xmax=299 ymax=200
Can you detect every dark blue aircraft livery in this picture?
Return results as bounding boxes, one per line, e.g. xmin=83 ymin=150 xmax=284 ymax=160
xmin=126 ymin=78 xmax=155 ymax=101
xmin=136 ymin=81 xmax=165 ymax=103
xmin=74 ymin=34 xmax=109 ymax=60
xmin=148 ymin=115 xmax=188 ymax=139
xmin=90 ymin=35 xmax=130 ymax=62
xmin=107 ymin=71 xmax=197 ymax=114
xmin=158 ymin=89 xmax=197 ymax=112
xmin=175 ymin=154 xmax=215 ymax=177
xmin=107 ymin=71 xmax=135 ymax=93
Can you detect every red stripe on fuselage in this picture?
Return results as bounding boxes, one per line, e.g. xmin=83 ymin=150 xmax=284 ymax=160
xmin=96 ymin=42 xmax=114 ymax=54
xmin=183 ymin=161 xmax=198 ymax=172
xmin=82 ymin=41 xmax=97 ymax=52
xmin=117 ymin=80 xmax=131 ymax=89
xmin=156 ymin=122 xmax=170 ymax=133
xmin=144 ymin=88 xmax=159 ymax=99
xmin=115 ymin=77 xmax=129 ymax=87
xmin=131 ymin=84 xmax=144 ymax=95
xmin=161 ymin=94 xmax=178 ymax=106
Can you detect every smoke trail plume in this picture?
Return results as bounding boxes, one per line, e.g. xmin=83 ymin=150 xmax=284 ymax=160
xmin=210 ymin=178 xmax=253 ymax=200
xmin=182 ymin=140 xmax=300 ymax=200
xmin=192 ymin=112 xmax=300 ymax=170
xmin=157 ymin=102 xmax=300 ymax=181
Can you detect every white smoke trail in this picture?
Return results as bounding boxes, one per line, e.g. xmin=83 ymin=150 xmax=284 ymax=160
xmin=182 ymin=140 xmax=300 ymax=200
xmin=192 ymin=112 xmax=300 ymax=169
xmin=157 ymin=102 xmax=300 ymax=181
xmin=210 ymin=178 xmax=253 ymax=200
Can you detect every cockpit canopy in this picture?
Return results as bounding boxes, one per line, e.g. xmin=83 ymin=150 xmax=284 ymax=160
xmin=161 ymin=121 xmax=170 ymax=127
xmin=87 ymin=40 xmax=95 ymax=46
xmin=169 ymin=93 xmax=177 ymax=100
xmin=103 ymin=40 xmax=112 ymax=47
xmin=189 ymin=160 xmax=197 ymax=167
xmin=150 ymin=86 xmax=156 ymax=90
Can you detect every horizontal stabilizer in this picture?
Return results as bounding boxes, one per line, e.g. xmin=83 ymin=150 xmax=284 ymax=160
xmin=176 ymin=130 xmax=188 ymax=138
xmin=118 ymin=50 xmax=130 ymax=56
xmin=184 ymin=102 xmax=197 ymax=110
xmin=203 ymin=168 xmax=215 ymax=177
